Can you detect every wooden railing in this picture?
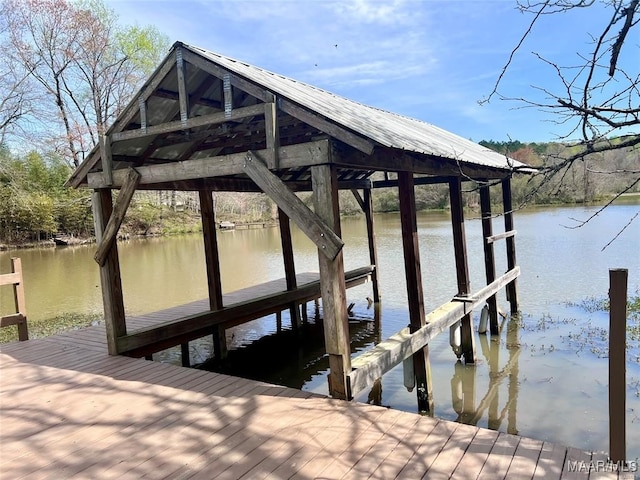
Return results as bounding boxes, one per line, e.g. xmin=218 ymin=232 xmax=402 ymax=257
xmin=0 ymin=257 xmax=28 ymax=341
xmin=348 ymin=267 xmax=520 ymax=396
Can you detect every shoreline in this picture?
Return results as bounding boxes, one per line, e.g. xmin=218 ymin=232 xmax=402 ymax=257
xmin=1 ymin=195 xmax=636 ymax=251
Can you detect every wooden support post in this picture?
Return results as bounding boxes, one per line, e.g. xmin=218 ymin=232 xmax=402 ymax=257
xmin=479 ymin=182 xmax=499 ymax=335
xmin=312 ymin=164 xmax=351 ymax=400
xmin=449 ymin=178 xmax=476 ymax=364
xmin=199 ymin=189 xmax=225 ymax=359
xmin=506 ymin=318 xmax=520 ymax=435
xmin=175 ymin=47 xmax=189 ymax=125
xmin=12 ymin=258 xmax=27 ymax=341
xmin=501 ymin=177 xmax=519 ymax=314
xmin=609 ymin=268 xmax=627 ymax=463
xmin=364 ymin=188 xmax=381 ymax=303
xmin=99 ymin=134 xmax=113 ymax=186
xmin=398 ymin=171 xmax=433 ymax=413
xmin=278 ymin=208 xmax=301 ymax=329
xmin=0 ymin=258 xmax=28 ymax=341
xmin=92 ymin=189 xmax=126 ymax=355
xmin=264 ymin=93 xmax=279 ymax=168
xmin=181 ymin=343 xmax=190 ymax=367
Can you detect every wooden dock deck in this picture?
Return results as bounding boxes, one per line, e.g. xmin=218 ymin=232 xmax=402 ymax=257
xmin=0 ymin=299 xmax=629 ymax=479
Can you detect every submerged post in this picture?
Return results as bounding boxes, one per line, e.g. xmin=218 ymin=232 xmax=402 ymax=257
xmin=609 ymin=268 xmax=627 ymax=463
xmin=501 ymin=177 xmax=519 ymax=314
xmin=398 ymin=171 xmax=434 ymax=413
xmin=479 ymin=182 xmax=499 ymax=334
xmin=312 ymin=164 xmax=351 ymax=400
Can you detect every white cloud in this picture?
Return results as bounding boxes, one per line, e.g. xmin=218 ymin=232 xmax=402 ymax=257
xmin=332 ymin=0 xmax=412 ymax=25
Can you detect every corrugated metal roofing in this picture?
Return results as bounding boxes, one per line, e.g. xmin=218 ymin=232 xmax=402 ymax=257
xmin=185 ymin=43 xmax=525 ymax=172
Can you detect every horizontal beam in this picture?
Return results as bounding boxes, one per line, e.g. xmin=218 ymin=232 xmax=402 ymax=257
xmin=117 ymin=266 xmax=374 ymax=356
xmin=0 ymin=272 xmax=21 ymax=286
xmin=334 ymin=145 xmax=515 ymax=180
xmin=0 ymin=313 xmax=25 ymax=327
xmin=486 ymin=230 xmax=517 ymax=244
xmin=87 ymin=140 xmax=332 ymax=189
xmin=348 ymin=266 xmax=520 ymax=396
xmin=129 ymin=177 xmax=372 ymax=193
xmin=111 ymin=103 xmax=266 ymax=142
xmin=372 ymin=175 xmax=457 ymax=188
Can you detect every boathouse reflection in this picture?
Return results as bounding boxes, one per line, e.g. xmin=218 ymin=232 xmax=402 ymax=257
xmin=450 ymin=315 xmax=521 ymax=434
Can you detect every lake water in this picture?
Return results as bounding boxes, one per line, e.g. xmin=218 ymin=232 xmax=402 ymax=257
xmin=1 ymin=202 xmax=639 ymax=460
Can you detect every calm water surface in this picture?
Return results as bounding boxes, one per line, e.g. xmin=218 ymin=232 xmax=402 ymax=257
xmin=1 ymin=203 xmax=639 ymax=459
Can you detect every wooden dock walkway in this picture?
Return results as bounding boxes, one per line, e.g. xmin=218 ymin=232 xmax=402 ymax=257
xmin=0 ymin=297 xmax=629 ymax=479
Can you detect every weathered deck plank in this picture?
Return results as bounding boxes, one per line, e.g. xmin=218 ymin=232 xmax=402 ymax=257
xmin=0 ymin=280 xmax=623 ymax=480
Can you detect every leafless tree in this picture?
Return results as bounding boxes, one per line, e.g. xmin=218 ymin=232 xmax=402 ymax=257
xmin=483 ymin=0 xmax=639 ymax=211
xmin=0 ymin=0 xmax=168 ymax=166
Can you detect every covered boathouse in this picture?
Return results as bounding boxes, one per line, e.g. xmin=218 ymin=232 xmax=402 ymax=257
xmin=67 ymin=41 xmax=529 ymax=409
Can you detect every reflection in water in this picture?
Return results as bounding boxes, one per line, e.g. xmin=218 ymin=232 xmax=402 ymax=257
xmin=451 ymin=315 xmax=521 ymax=434
xmin=196 ymin=305 xmax=382 ymax=392
xmin=367 ymin=378 xmax=383 ymax=406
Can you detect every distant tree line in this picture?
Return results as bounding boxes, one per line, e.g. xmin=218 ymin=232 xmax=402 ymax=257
xmin=1 ymin=138 xmax=637 ymax=245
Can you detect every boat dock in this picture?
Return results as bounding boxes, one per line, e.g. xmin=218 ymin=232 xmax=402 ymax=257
xmin=0 ymin=305 xmax=626 ymax=479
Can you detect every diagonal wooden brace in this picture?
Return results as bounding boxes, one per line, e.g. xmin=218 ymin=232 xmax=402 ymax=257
xmin=94 ymin=168 xmax=141 ymax=266
xmin=243 ymin=151 xmax=344 ymax=260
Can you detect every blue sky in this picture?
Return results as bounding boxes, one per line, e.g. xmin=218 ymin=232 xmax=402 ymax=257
xmin=107 ymin=0 xmax=630 ymax=144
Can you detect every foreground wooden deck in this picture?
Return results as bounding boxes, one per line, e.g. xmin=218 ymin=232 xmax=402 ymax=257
xmin=0 ymin=297 xmax=628 ymax=479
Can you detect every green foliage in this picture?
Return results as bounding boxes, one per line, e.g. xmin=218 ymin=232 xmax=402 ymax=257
xmin=124 ymin=201 xmax=162 ymax=236
xmin=0 ymin=136 xmax=637 ymax=244
xmin=479 ymin=139 xmax=526 ymax=154
xmin=0 ymin=312 xmax=103 ymax=344
xmin=374 ymin=188 xmax=399 ymax=212
xmin=481 ymin=137 xmax=640 ymax=206
xmin=0 ymin=149 xmax=92 ymax=243
xmin=116 ymin=24 xmax=170 ymax=75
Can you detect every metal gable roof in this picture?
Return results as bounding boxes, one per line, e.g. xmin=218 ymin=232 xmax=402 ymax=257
xmin=184 ymin=43 xmax=526 ymax=172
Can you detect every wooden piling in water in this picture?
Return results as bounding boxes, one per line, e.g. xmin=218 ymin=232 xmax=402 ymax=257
xmin=449 ymin=178 xmax=476 ymax=364
xmin=398 ymin=171 xmax=434 ymax=413
xmin=312 ymin=164 xmax=351 ymax=400
xmin=501 ymin=178 xmax=519 ymax=314
xmin=363 ymin=188 xmax=380 ymax=303
xmin=278 ymin=208 xmax=302 ymax=329
xmin=199 ymin=189 xmax=226 ymax=359
xmin=479 ymin=182 xmax=499 ymax=335
xmin=609 ymin=268 xmax=627 ymax=463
